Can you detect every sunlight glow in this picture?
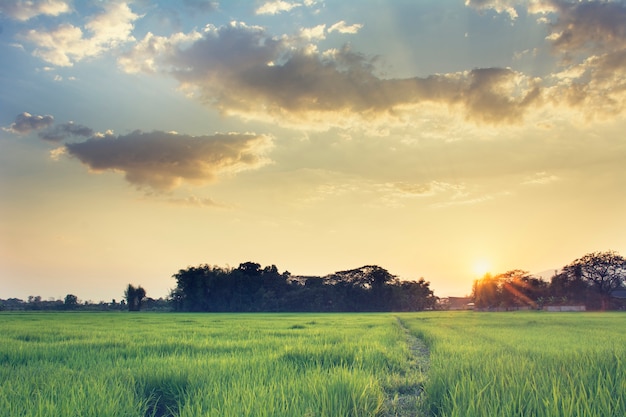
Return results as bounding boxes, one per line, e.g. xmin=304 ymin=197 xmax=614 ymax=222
xmin=472 ymin=259 xmax=491 ymax=277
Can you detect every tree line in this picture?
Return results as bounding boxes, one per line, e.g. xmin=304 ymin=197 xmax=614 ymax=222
xmin=472 ymin=251 xmax=626 ymax=310
xmin=4 ymin=251 xmax=624 ymax=312
xmin=0 ymin=263 xmax=436 ymax=312
xmin=0 ymin=293 xmax=169 ymax=312
xmin=169 ymin=262 xmax=437 ymax=312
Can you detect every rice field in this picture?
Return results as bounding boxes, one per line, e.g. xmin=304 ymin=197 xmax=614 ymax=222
xmin=401 ymin=312 xmax=626 ymax=417
xmin=0 ymin=313 xmax=421 ymax=417
xmin=1 ymin=311 xmax=625 ymax=416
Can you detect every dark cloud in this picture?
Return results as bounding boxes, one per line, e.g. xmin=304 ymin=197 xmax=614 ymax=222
xmin=540 ymin=1 xmax=626 ymax=117
xmin=64 ymin=130 xmax=273 ymax=191
xmin=39 ymin=122 xmax=94 ymax=142
xmin=5 ymin=112 xmax=54 ymax=134
xmin=462 ymin=68 xmax=542 ymax=123
xmin=466 ymin=0 xmax=626 ymax=56
xmin=546 ymin=0 xmax=626 ymax=57
xmin=121 ymin=23 xmax=540 ymax=126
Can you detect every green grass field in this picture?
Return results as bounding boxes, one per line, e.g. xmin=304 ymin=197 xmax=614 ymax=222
xmin=405 ymin=312 xmax=626 ymax=417
xmin=0 ymin=313 xmax=421 ymax=417
xmin=1 ymin=311 xmax=625 ymax=417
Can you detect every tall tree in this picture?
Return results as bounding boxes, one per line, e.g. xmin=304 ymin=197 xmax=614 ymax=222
xmin=64 ymin=294 xmax=78 ymax=310
xmin=124 ymin=284 xmax=147 ymax=311
xmin=563 ymin=251 xmax=626 ymax=310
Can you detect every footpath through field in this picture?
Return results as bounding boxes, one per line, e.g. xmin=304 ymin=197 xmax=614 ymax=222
xmin=382 ymin=317 xmax=431 ymax=417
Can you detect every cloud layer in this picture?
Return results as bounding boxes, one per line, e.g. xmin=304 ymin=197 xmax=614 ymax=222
xmin=65 ymin=130 xmax=273 ymax=191
xmin=119 ymin=22 xmax=543 ymax=128
xmin=114 ymin=1 xmax=626 ymax=128
xmin=10 ymin=1 xmax=626 ymax=128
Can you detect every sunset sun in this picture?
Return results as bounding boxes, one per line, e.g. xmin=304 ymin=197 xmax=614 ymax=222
xmin=472 ymin=259 xmax=492 ymax=277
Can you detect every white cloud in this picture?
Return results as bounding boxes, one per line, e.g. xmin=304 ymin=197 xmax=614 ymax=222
xmin=374 ymin=181 xmax=462 ymax=208
xmin=464 ymin=0 xmax=519 ymax=20
xmin=118 ymin=30 xmax=203 ymax=73
xmin=527 ymin=0 xmax=558 ymax=15
xmin=431 ymin=189 xmax=514 ymax=208
xmin=0 ymin=0 xmax=70 ymax=21
xmin=49 ymin=146 xmax=67 ymax=161
xmin=256 ymin=0 xmax=301 ymax=15
xmin=328 ymin=20 xmax=363 ymax=34
xmin=299 ymin=24 xmax=326 ymax=41
xmin=21 ymin=2 xmax=140 ymax=67
xmin=522 ymin=171 xmax=559 ymax=185
xmin=166 ymin=195 xmax=228 ymax=209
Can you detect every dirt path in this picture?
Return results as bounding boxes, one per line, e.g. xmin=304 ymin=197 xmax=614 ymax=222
xmin=382 ymin=317 xmax=431 ymax=417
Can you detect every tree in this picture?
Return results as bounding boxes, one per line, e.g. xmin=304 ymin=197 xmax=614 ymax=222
xmin=471 ymin=270 xmax=546 ymax=309
xmin=64 ymin=294 xmax=78 ymax=310
xmin=124 ymin=284 xmax=147 ymax=311
xmin=170 ymin=264 xmax=236 ymax=312
xmin=549 ymin=271 xmax=591 ymax=306
xmin=563 ymin=251 xmax=626 ymax=310
xmin=471 ymin=273 xmax=500 ymax=309
xmin=135 ymin=286 xmax=146 ymax=310
xmin=393 ymin=278 xmax=437 ymax=311
xmin=27 ymin=295 xmax=42 ymax=310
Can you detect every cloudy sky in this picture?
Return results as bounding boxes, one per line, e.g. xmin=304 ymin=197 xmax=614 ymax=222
xmin=1 ymin=0 xmax=625 ymax=302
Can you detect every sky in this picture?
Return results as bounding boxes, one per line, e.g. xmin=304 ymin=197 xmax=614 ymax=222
xmin=1 ymin=0 xmax=626 ymax=302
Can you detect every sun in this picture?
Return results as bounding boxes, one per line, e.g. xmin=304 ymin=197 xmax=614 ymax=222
xmin=472 ymin=259 xmax=492 ymax=277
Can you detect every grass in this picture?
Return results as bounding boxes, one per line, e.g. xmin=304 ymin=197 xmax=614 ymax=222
xmin=400 ymin=311 xmax=626 ymax=417
xmin=0 ymin=312 xmax=419 ymax=417
xmin=2 ymin=311 xmax=626 ymax=417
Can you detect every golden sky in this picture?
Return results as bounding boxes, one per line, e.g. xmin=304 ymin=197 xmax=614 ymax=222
xmin=1 ymin=0 xmax=625 ymax=301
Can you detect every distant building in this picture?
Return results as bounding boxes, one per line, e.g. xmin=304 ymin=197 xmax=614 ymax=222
xmin=444 ymin=296 xmax=474 ymax=310
xmin=544 ymin=305 xmax=586 ymax=312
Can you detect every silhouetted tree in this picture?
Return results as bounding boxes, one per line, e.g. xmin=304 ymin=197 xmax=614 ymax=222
xmin=562 ymin=251 xmax=626 ymax=310
xmin=64 ymin=294 xmax=78 ymax=310
xmin=549 ymin=270 xmax=592 ymax=306
xmin=171 ymin=265 xmax=233 ymax=311
xmin=393 ymin=278 xmax=437 ymax=311
xmin=124 ymin=284 xmax=146 ymax=311
xmin=27 ymin=295 xmax=42 ymax=310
